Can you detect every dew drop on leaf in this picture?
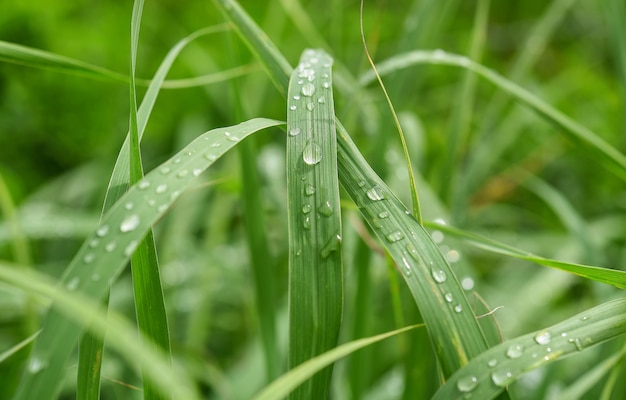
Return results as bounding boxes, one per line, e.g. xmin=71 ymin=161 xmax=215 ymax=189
xmin=289 ymin=127 xmax=301 ymax=136
xmin=302 ymin=142 xmax=322 ymax=165
xmin=301 ymin=83 xmax=316 ymax=97
xmin=120 ymin=214 xmax=140 ymax=232
xmin=534 ymin=331 xmax=551 ymax=345
xmin=456 ymin=375 xmax=478 ymax=393
xmin=386 ymin=230 xmax=405 ymax=243
xmin=506 ymin=344 xmax=524 ymax=358
xmin=366 ymin=186 xmax=385 ymax=201
xmin=491 ymin=370 xmax=513 ymax=387
xmin=96 ymin=225 xmax=109 ymax=237
xmin=431 ymin=267 xmax=447 ymax=283
xmin=156 ymin=184 xmax=168 ymax=194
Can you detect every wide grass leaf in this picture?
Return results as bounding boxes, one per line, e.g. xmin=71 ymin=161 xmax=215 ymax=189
xmin=286 ymin=49 xmax=343 ymax=399
xmin=12 ymin=118 xmax=282 ymax=400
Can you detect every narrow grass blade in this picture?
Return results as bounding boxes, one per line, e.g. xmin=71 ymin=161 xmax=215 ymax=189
xmin=12 ymin=118 xmax=282 ymax=400
xmin=359 ymin=51 xmax=626 ymax=181
xmin=287 ymin=49 xmax=343 ymax=399
xmin=253 ymin=324 xmax=422 ymax=400
xmin=432 ymin=297 xmax=626 ymax=400
xmin=0 ymin=262 xmax=199 ymax=400
xmin=0 ymin=331 xmax=39 ymax=364
xmin=213 ymin=0 xmax=489 ymax=379
xmin=425 ymin=221 xmax=626 ymax=289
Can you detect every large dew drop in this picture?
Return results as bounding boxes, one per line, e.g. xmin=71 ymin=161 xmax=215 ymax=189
xmin=491 ymin=370 xmax=513 ymax=387
xmin=506 ymin=344 xmax=524 ymax=359
xmin=366 ymin=186 xmax=385 ymax=201
xmin=386 ymin=230 xmax=405 ymax=243
xmin=534 ymin=331 xmax=551 ymax=345
xmin=431 ymin=267 xmax=447 ymax=283
xmin=301 ymin=83 xmax=316 ymax=97
xmin=456 ymin=375 xmax=478 ymax=393
xmin=120 ymin=214 xmax=140 ymax=232
xmin=302 ymin=142 xmax=322 ymax=165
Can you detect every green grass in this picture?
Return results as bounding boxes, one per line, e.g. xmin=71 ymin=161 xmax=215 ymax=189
xmin=1 ymin=1 xmax=625 ymax=399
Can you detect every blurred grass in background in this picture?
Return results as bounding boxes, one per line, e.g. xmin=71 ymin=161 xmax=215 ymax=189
xmin=1 ymin=0 xmax=625 ymax=399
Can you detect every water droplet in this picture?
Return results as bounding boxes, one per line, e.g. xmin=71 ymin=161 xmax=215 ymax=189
xmin=138 ymin=180 xmax=150 ymax=190
xmin=306 ymin=102 xmax=315 ymax=111
xmin=293 ymin=95 xmax=301 ymax=100
xmin=318 ymin=96 xmax=326 ymax=103
xmin=457 ymin=375 xmax=478 ymax=393
xmin=297 ymin=79 xmax=304 ymax=84
xmin=487 ymin=359 xmax=498 ymax=368
xmin=305 ymin=184 xmax=316 ymax=196
xmin=120 ymin=214 xmax=140 ymax=232
xmin=210 ymin=142 xmax=221 ymax=148
xmin=534 ymin=331 xmax=551 ymax=345
xmin=431 ymin=267 xmax=447 ymax=283
xmin=96 ymin=225 xmax=109 ymax=237
xmin=148 ymin=199 xmax=156 ymax=207
xmin=290 ymin=105 xmax=297 ymax=111
xmin=205 ymin=154 xmax=217 ymax=162
xmin=319 ymin=201 xmax=333 ymax=216
xmin=173 ymin=158 xmax=182 ymax=164
xmin=28 ymin=358 xmax=48 ymax=374
xmin=357 ymin=180 xmax=366 ymax=187
xmin=177 ymin=170 xmax=189 ymax=178
xmin=124 ymin=240 xmax=138 ymax=257
xmin=386 ymin=230 xmax=405 ymax=243
xmin=580 ymin=315 xmax=590 ymax=321
xmin=105 ymin=241 xmax=117 ymax=252
xmin=431 ymin=230 xmax=444 ymax=243
xmin=506 ymin=344 xmax=524 ymax=358
xmin=83 ymin=253 xmax=95 ymax=264
xmin=302 ymin=204 xmax=312 ymax=214
xmin=568 ymin=337 xmax=584 ymax=351
xmin=156 ymin=184 xmax=168 ymax=194
xmin=561 ymin=332 xmax=567 ymax=337
xmin=491 ymin=370 xmax=513 ymax=387
xmin=405 ymin=243 xmax=419 ymax=261
xmin=88 ymin=238 xmax=100 ymax=248
xmin=303 ymin=142 xmax=322 ymax=165
xmin=301 ymin=83 xmax=316 ymax=96
xmin=303 ymin=216 xmax=311 ymax=230
xmin=226 ymin=135 xmax=240 ymax=142
xmin=454 ymin=304 xmax=463 ymax=313
xmin=322 ymin=82 xmax=330 ymax=89
xmin=366 ymin=186 xmax=385 ymax=201
xmin=434 ymin=218 xmax=447 ymax=225
xmin=400 ymin=254 xmax=412 ymax=276
xmin=160 ymin=166 xmax=171 ymax=174
xmin=378 ymin=211 xmax=390 ymax=219
xmin=321 ymin=234 xmax=342 ymax=258
xmin=444 ymin=293 xmax=454 ymax=303
xmin=66 ymin=277 xmax=80 ymax=291
xmin=192 ymin=168 xmax=203 ymax=176
xmin=289 ymin=127 xmax=301 ymax=136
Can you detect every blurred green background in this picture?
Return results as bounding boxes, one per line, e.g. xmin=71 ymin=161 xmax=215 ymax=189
xmin=1 ymin=0 xmax=625 ymax=399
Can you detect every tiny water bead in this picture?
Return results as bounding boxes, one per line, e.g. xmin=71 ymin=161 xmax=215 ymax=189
xmin=290 ymin=105 xmax=297 ymax=111
xmin=205 ymin=154 xmax=217 ymax=162
xmin=378 ymin=211 xmax=390 ymax=219
xmin=456 ymin=375 xmax=478 ymax=393
xmin=96 ymin=225 xmax=110 ymax=237
xmin=28 ymin=358 xmax=48 ymax=374
xmin=177 ymin=170 xmax=189 ymax=178
xmin=568 ymin=337 xmax=584 ymax=351
xmin=431 ymin=267 xmax=447 ymax=283
xmin=293 ymin=95 xmax=301 ymax=100
xmin=386 ymin=230 xmax=405 ymax=243
xmin=454 ymin=305 xmax=463 ymax=313
xmin=192 ymin=168 xmax=203 ymax=176
xmin=400 ymin=255 xmax=412 ymax=276
xmin=120 ymin=214 xmax=140 ymax=232
xmin=306 ymin=102 xmax=315 ymax=111
xmin=487 ymin=359 xmax=498 ymax=368
xmin=321 ymin=234 xmax=342 ymax=258
xmin=444 ymin=293 xmax=454 ymax=303
xmin=66 ymin=277 xmax=80 ymax=291
xmin=319 ymin=201 xmax=334 ymax=216
xmin=491 ymin=370 xmax=513 ymax=387
xmin=160 ymin=166 xmax=171 ymax=175
xmin=288 ymin=127 xmax=301 ymax=136
xmin=83 ymin=253 xmax=95 ymax=264
xmin=105 ymin=241 xmax=117 ymax=252
xmin=322 ymin=82 xmax=330 ymax=89
xmin=156 ymin=184 xmax=168 ymax=194
xmin=124 ymin=202 xmax=134 ymax=210
xmin=210 ymin=142 xmax=221 ymax=148
xmin=88 ymin=238 xmax=100 ymax=248
xmin=534 ymin=331 xmax=552 ymax=345
xmin=366 ymin=186 xmax=385 ymax=201
xmin=317 ymin=96 xmax=326 ymax=104
xmin=138 ymin=180 xmax=150 ymax=190
xmin=305 ymin=184 xmax=316 ymax=196
xmin=506 ymin=344 xmax=524 ymax=359
xmin=302 ymin=142 xmax=322 ymax=165
xmin=301 ymin=83 xmax=316 ymax=96
xmin=302 ymin=204 xmax=312 ymax=214
xmin=303 ymin=216 xmax=312 ymax=230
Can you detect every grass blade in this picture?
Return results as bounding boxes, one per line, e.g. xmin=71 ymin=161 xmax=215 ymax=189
xmin=432 ymin=297 xmax=626 ymax=400
xmin=12 ymin=118 xmax=282 ymax=400
xmin=359 ymin=50 xmax=626 ymax=181
xmin=0 ymin=262 xmax=199 ymax=400
xmin=287 ymin=49 xmax=343 ymax=399
xmin=253 ymin=324 xmax=422 ymax=400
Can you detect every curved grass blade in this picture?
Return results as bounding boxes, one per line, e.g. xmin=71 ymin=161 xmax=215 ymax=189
xmin=253 ymin=324 xmax=422 ymax=400
xmin=359 ymin=50 xmax=626 ymax=181
xmin=213 ymin=0 xmax=489 ymax=379
xmin=0 ymin=262 xmax=200 ymax=400
xmin=424 ymin=221 xmax=626 ymax=289
xmin=12 ymin=118 xmax=282 ymax=400
xmin=432 ymin=297 xmax=626 ymax=400
xmin=287 ymin=49 xmax=343 ymax=399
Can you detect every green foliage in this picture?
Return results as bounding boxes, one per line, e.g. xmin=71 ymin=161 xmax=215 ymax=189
xmin=1 ymin=1 xmax=625 ymax=400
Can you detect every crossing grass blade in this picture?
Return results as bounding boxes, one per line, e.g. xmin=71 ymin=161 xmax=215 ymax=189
xmin=286 ymin=49 xmax=343 ymax=399
xmin=253 ymin=324 xmax=422 ymax=400
xmin=213 ymin=0 xmax=489 ymax=380
xmin=432 ymin=297 xmax=626 ymax=400
xmin=424 ymin=220 xmax=626 ymax=289
xmin=359 ymin=50 xmax=626 ymax=181
xmin=0 ymin=262 xmax=200 ymax=400
xmin=11 ymin=118 xmax=282 ymax=400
